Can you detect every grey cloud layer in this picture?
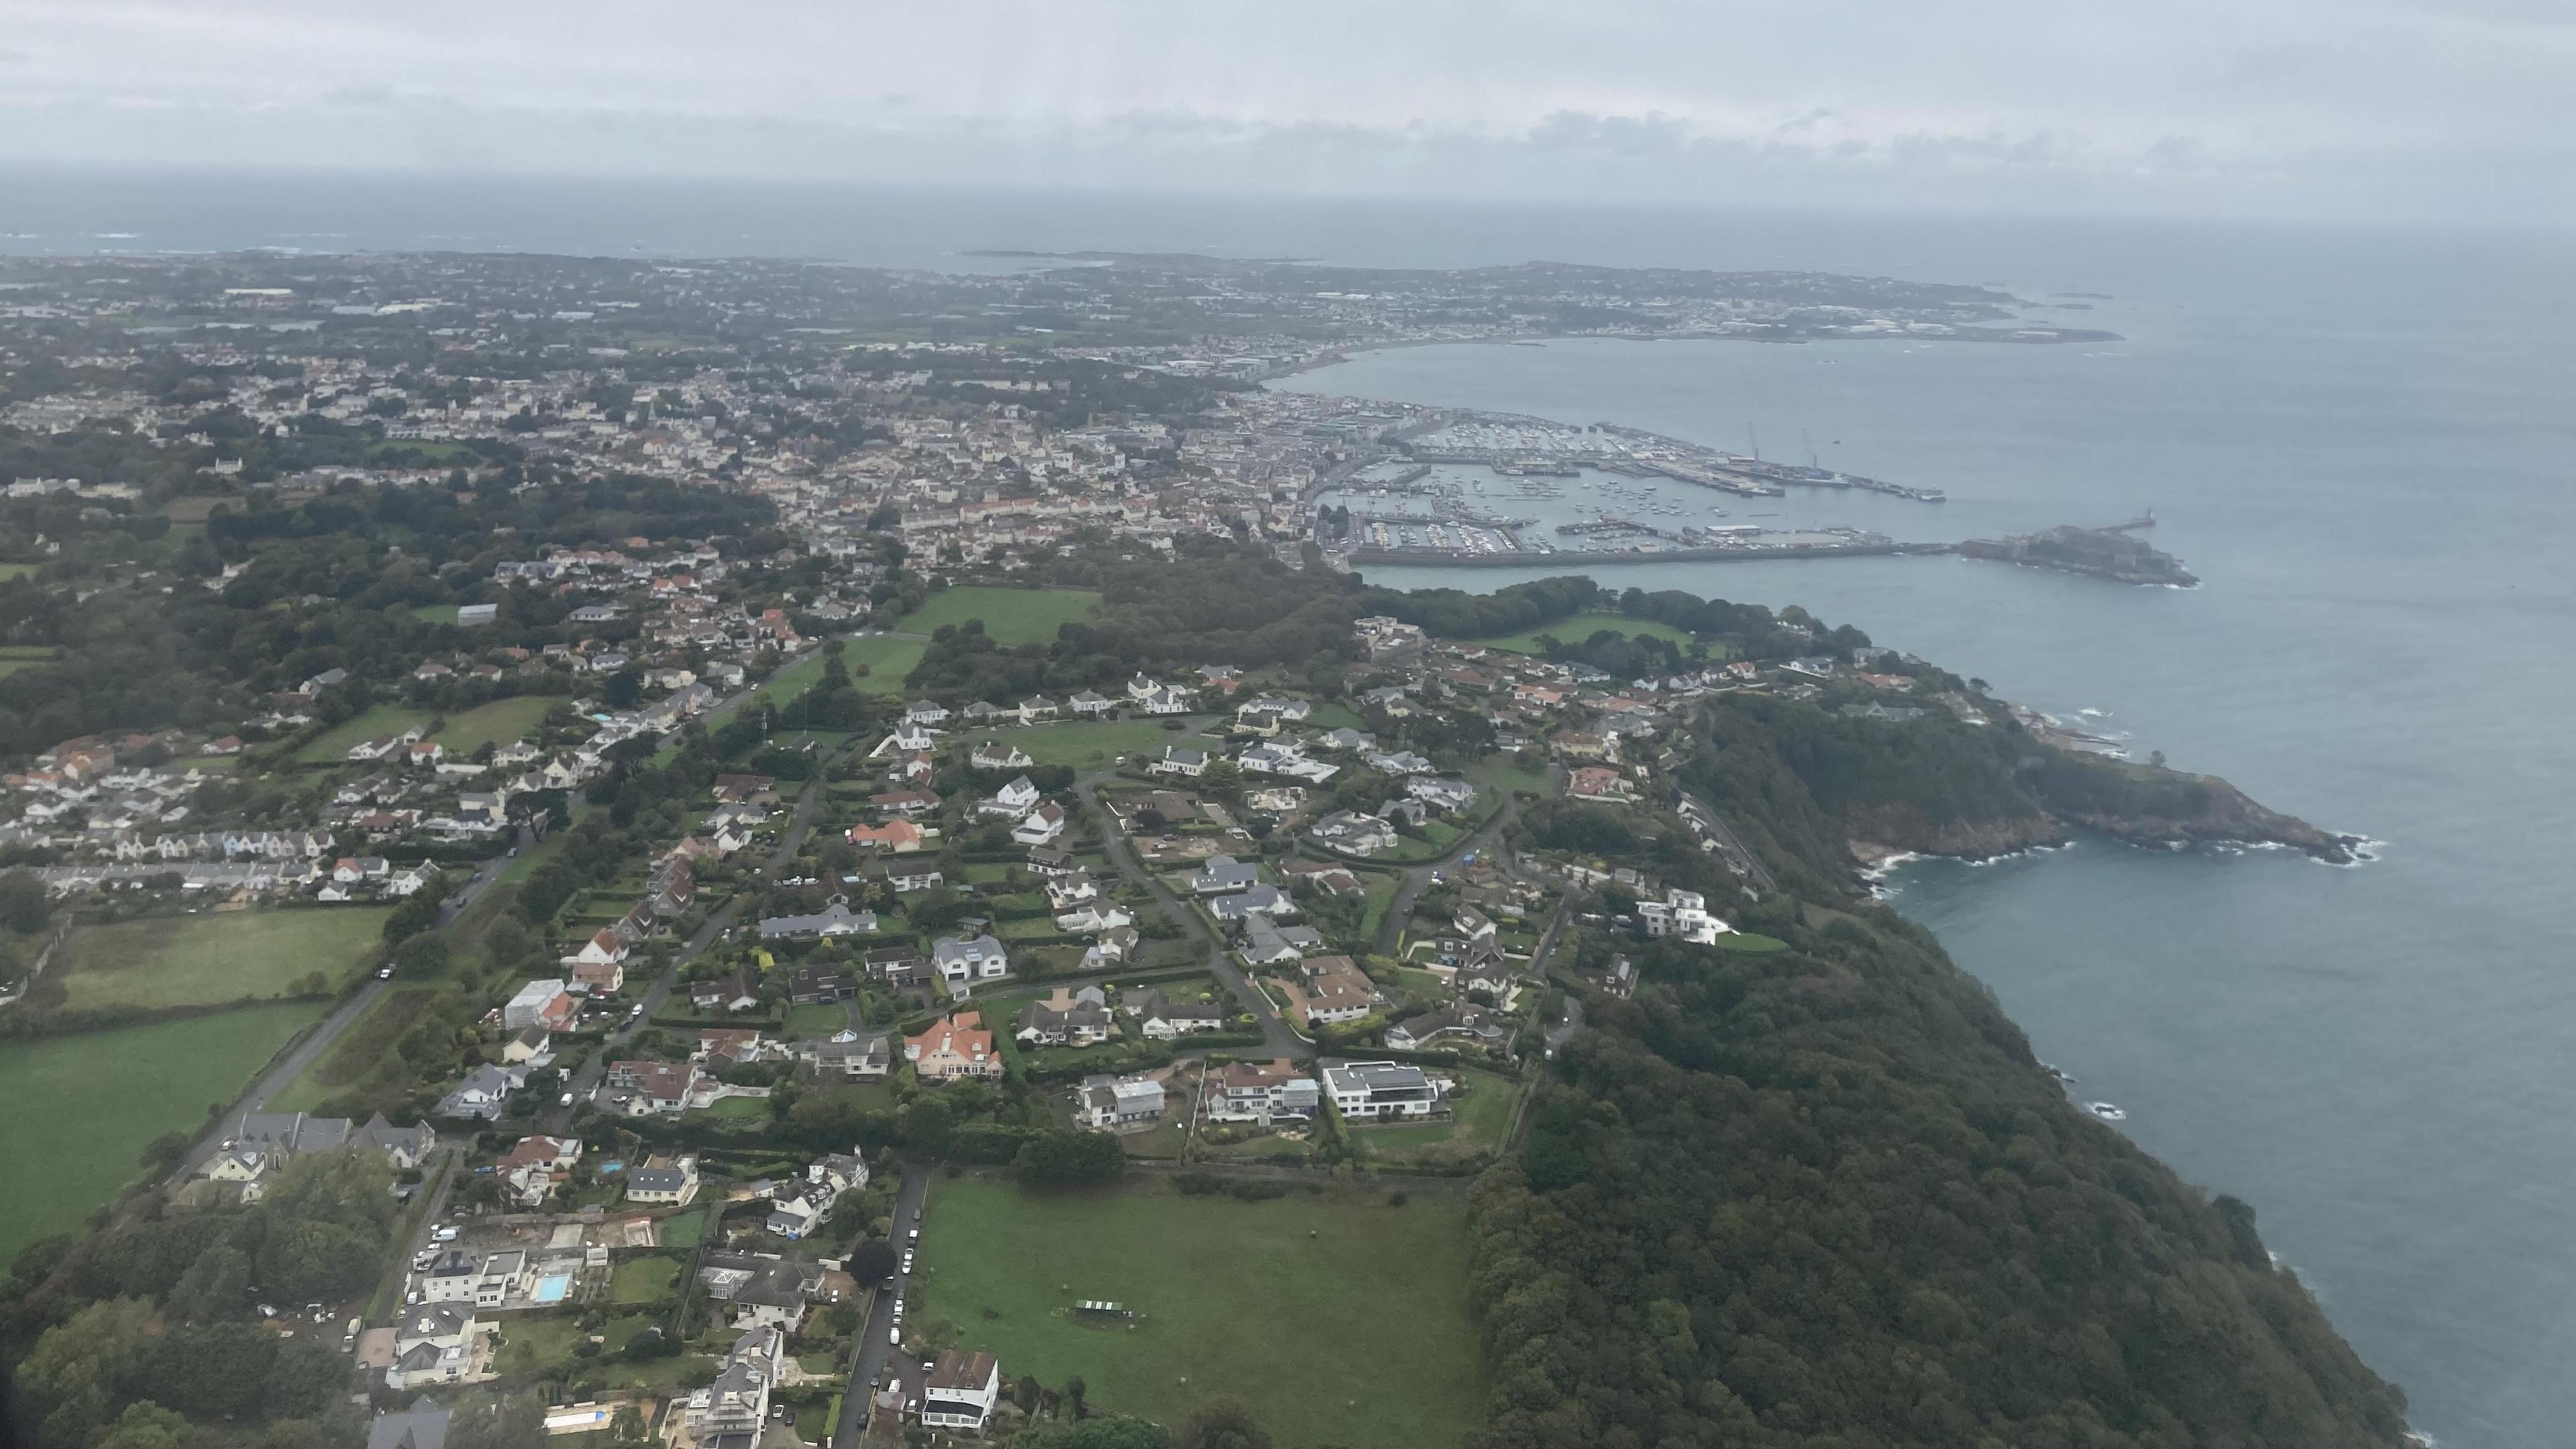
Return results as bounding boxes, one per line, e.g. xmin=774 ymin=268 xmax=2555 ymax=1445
xmin=1 ymin=0 xmax=2569 ymax=221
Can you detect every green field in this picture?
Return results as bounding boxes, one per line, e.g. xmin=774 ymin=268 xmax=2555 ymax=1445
xmin=0 ymin=645 xmax=60 ymax=680
xmin=917 ymin=1177 xmax=1483 ymax=1449
xmin=608 ymin=1254 xmax=682 ymax=1304
xmin=1351 ymin=1067 xmax=1522 ymax=1166
xmin=1013 ymin=720 xmax=1208 ymax=767
xmin=843 ymin=635 xmax=924 ymax=694
xmin=896 ymin=586 xmax=1101 ymax=646
xmin=1470 ymin=610 xmax=1701 ymax=656
xmin=0 ymin=1001 xmax=325 ymax=1261
xmin=1476 ymin=757 xmax=1552 ymax=801
xmin=432 ymin=694 xmax=563 ymax=753
xmin=294 ymin=702 xmax=433 ymax=763
xmin=1358 ymin=871 xmax=1404 ymax=943
xmin=1711 ymin=931 xmax=1792 ymax=954
xmin=58 ymin=908 xmax=394 ymax=1011
xmin=0 ymin=563 xmax=40 ymax=581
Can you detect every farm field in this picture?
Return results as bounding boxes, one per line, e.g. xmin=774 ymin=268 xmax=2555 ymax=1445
xmin=0 ymin=1001 xmax=325 ymax=1262
xmin=916 ymin=1175 xmax=1482 ymax=1449
xmin=843 ymin=635 xmax=924 ymax=693
xmin=58 ymin=907 xmax=394 ymax=1011
xmin=293 ymin=702 xmax=432 ymax=763
xmin=1469 ymin=610 xmax=1701 ymax=655
xmin=895 ymin=586 xmax=1100 ymax=646
xmin=1011 ymin=720 xmax=1211 ymax=768
xmin=432 ymin=694 xmax=563 ymax=753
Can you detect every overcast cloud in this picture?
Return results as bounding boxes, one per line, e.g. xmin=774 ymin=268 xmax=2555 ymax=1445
xmin=1 ymin=0 xmax=2570 ymax=223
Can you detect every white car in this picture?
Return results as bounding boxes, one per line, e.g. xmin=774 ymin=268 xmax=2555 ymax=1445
xmin=889 ymin=1326 xmax=901 ymax=1346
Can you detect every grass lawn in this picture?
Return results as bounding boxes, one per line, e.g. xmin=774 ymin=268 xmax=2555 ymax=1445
xmin=1711 ymin=931 xmax=1792 ymax=954
xmin=0 ymin=655 xmax=58 ymax=680
xmin=918 ymin=1176 xmax=1482 ymax=1449
xmin=701 ymin=1095 xmax=771 ymax=1120
xmin=896 ymin=586 xmax=1101 ymax=646
xmin=657 ymin=1206 xmax=715 ymax=1249
xmin=609 ymin=1254 xmax=683 ymax=1305
xmin=1477 ymin=757 xmax=1552 ymax=801
xmin=0 ymin=1001 xmax=325 ymax=1262
xmin=1352 ymin=1067 xmax=1522 ymax=1167
xmin=784 ymin=1001 xmax=854 ymax=1037
xmin=0 ymin=563 xmax=40 ymax=581
xmin=1468 ymin=610 xmax=1702 ymax=655
xmin=1013 ymin=720 xmax=1207 ymax=768
xmin=294 ymin=702 xmax=433 ymax=763
xmin=432 ymin=694 xmax=563 ymax=753
xmin=1358 ymin=871 xmax=1403 ymax=943
xmin=844 ymin=635 xmax=925 ymax=694
xmin=58 ymin=907 xmax=393 ymax=1011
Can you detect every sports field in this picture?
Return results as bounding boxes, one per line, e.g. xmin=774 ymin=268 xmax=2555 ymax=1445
xmin=916 ymin=1175 xmax=1483 ymax=1449
xmin=896 ymin=586 xmax=1101 ymax=646
xmin=58 ymin=908 xmax=394 ymax=1011
xmin=0 ymin=1001 xmax=324 ymax=1261
xmin=1011 ymin=720 xmax=1210 ymax=767
xmin=1469 ymin=610 xmax=1703 ymax=655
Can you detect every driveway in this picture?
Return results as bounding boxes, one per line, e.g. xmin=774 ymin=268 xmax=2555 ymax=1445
xmin=1368 ymin=785 xmax=1523 ymax=957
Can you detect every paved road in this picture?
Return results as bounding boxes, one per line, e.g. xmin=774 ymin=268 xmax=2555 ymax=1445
xmin=1073 ymin=769 xmax=1306 ymax=1059
xmin=1367 ymin=785 xmax=1524 ymax=957
xmin=547 ymin=752 xmax=851 ymax=1133
xmin=833 ymin=1163 xmax=930 ymax=1448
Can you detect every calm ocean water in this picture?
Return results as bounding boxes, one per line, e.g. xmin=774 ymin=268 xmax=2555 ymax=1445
xmin=5 ymin=172 xmax=2567 ymax=1445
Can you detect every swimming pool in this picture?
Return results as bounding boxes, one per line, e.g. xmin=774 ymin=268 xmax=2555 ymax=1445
xmin=532 ymin=1273 xmax=572 ymax=1304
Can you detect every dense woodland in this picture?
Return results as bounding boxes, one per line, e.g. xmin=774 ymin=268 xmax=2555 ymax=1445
xmin=1468 ymin=694 xmax=2410 ymax=1448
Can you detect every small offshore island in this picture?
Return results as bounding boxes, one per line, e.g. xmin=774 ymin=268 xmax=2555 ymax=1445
xmin=1960 ymin=519 xmax=2200 ymax=587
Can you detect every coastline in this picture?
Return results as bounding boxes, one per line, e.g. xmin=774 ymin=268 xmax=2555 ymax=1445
xmin=1265 ymin=321 xmax=2126 ymax=386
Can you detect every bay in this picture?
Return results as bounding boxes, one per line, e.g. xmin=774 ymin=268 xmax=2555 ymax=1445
xmin=1281 ymin=230 xmax=2576 ymax=1449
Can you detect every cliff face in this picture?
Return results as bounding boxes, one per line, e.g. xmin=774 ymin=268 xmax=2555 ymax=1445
xmin=2058 ymin=768 xmax=2353 ymax=862
xmin=1848 ymin=763 xmax=2353 ymax=865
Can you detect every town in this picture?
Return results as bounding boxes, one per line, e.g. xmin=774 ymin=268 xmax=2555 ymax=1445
xmin=0 ymin=249 xmax=2185 ymax=1449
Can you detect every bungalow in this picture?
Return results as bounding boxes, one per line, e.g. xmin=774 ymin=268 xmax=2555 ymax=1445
xmin=1407 ymin=775 xmax=1479 ymax=814
xmin=1566 ymin=765 xmax=1634 ymax=802
xmin=864 ymin=947 xmax=929 ymax=986
xmin=1015 ymin=997 xmax=1116 ymax=1047
xmin=1125 ymin=988 xmax=1228 ymax=1040
xmin=970 ymin=740 xmax=1034 ymax=771
xmin=1017 ymin=696 xmax=1060 ymax=722
xmin=602 ymin=1061 xmax=718 ymax=1117
xmin=435 ymin=1063 xmax=529 ymax=1121
xmin=1239 ymin=914 xmax=1323 ymax=966
xmin=1366 ymin=749 xmax=1434 ymax=776
xmin=788 ymin=965 xmax=859 ymax=1004
xmin=1308 ymin=810 xmax=1397 ymax=857
xmin=1191 ymin=853 xmax=1261 ymax=895
xmin=1211 ymin=883 xmax=1296 ymax=921
xmin=759 ymin=900 xmax=879 ymax=943
xmin=1054 ymin=901 xmax=1134 ymax=935
xmin=869 ymin=788 xmax=941 ymax=816
xmin=1067 ymin=691 xmax=1114 ymax=716
xmin=906 ymin=1012 xmax=1003 ymax=1081
xmin=846 ymin=818 xmax=928 ymax=853
xmin=690 ymin=968 xmax=762 ymax=1014
xmin=806 ymin=1030 xmax=893 ymax=1079
xmin=1287 ymin=957 xmax=1381 ymax=1028
xmin=903 ymin=700 xmax=951 ymax=726
xmin=1386 ymin=1004 xmax=1507 ymax=1052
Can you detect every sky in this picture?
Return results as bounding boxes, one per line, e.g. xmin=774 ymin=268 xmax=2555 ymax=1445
xmin=1 ymin=0 xmax=2571 ymax=225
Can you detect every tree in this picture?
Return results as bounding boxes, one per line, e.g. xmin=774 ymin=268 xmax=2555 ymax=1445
xmin=396 ymin=931 xmax=451 ymax=978
xmin=0 ymin=867 xmax=50 ymax=933
xmin=17 ymin=1297 xmax=154 ymax=1447
xmin=166 ymin=1242 xmax=251 ymax=1322
xmin=1010 ymin=1130 xmax=1124 ymax=1189
xmin=89 ymin=1402 xmax=190 ymax=1449
xmin=846 ymin=1238 xmax=899 ymax=1283
xmin=445 ymin=1394 xmax=548 ymax=1449
xmin=1177 ymin=1395 xmax=1270 ymax=1449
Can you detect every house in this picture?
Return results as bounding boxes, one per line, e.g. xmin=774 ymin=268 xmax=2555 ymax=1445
xmin=1068 ymin=690 xmax=1114 ymax=716
xmin=805 ymin=1030 xmax=893 ymax=1079
xmin=1016 ymin=996 xmax=1116 ymax=1047
xmin=1079 ymin=926 xmax=1140 ymax=971
xmin=1287 ymin=957 xmax=1380 ymax=1027
xmin=1053 ymin=901 xmax=1134 ymax=935
xmin=1386 ymin=1005 xmax=1508 ymax=1052
xmin=1191 ymin=854 xmax=1261 ymax=895
xmin=1322 ymin=1060 xmax=1443 ymax=1119
xmin=562 ymin=926 xmax=631 ymax=970
xmin=1366 ymin=749 xmax=1434 ymax=776
xmin=696 ymin=1028 xmax=770 ymax=1067
xmin=699 ymin=1253 xmax=828 ymax=1332
xmin=932 ymin=933 xmax=1010 ymax=991
xmin=906 ymin=1012 xmax=1002 ymax=1081
xmin=903 ymin=700 xmax=951 ymax=726
xmin=1078 ymin=1073 xmax=1167 ymax=1130
xmin=435 ymin=1064 xmax=529 ymax=1121
xmin=499 ymin=1024 xmax=554 ymax=1065
xmin=1407 ymin=775 xmax=1479 ymax=813
xmin=385 ymin=1304 xmax=482 ymax=1390
xmin=922 ymin=1350 xmax=1004 ymax=1433
xmin=1125 ymin=988 xmax=1228 ymax=1039
xmin=767 ymin=1153 xmax=866 ymax=1239
xmin=1205 ymin=1059 xmax=1322 ymax=1124
xmin=1211 ymin=883 xmax=1296 ymax=921
xmin=1141 ymin=685 xmax=1195 ymax=716
xmin=1280 ymin=859 xmax=1364 ymax=896
xmin=495 ymin=1136 xmax=582 ymax=1208
xmin=684 ymin=1324 xmax=783 ymax=1438
xmin=502 ymin=978 xmax=574 ymax=1031
xmin=863 ymin=946 xmax=929 ymax=987
xmin=979 ymin=774 xmax=1042 ymax=816
xmin=1238 ymin=914 xmax=1323 ymax=966
xmin=601 ymin=1061 xmax=716 ymax=1117
xmin=1011 ymin=800 xmax=1067 ymax=846
xmin=969 ymin=740 xmax=1033 ymax=771
xmin=196 ymin=1144 xmax=278 ymax=1201
xmin=846 ymin=818 xmax=928 ymax=853
xmin=759 ymin=900 xmax=879 ymax=942
xmin=789 ymin=965 xmax=858 ymax=1004
xmin=367 ymin=1398 xmax=451 ymax=1449
xmin=1635 ymin=887 xmax=1731 ymax=944
xmin=1566 ymin=765 xmax=1634 ymax=802
xmin=1017 ymin=696 xmax=1060 ymax=722
xmin=870 ymin=788 xmax=941 ymax=817
xmin=1024 ymin=845 xmax=1079 ymax=877
xmin=1309 ymin=810 xmax=1397 ymax=856
xmin=626 ymin=1152 xmax=702 ymax=1205
xmin=1148 ymin=745 xmax=1207 ymax=777
xmin=689 ymin=967 xmax=761 ymax=1014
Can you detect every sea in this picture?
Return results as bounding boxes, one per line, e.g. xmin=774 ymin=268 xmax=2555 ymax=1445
xmin=6 ymin=170 xmax=2571 ymax=1448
